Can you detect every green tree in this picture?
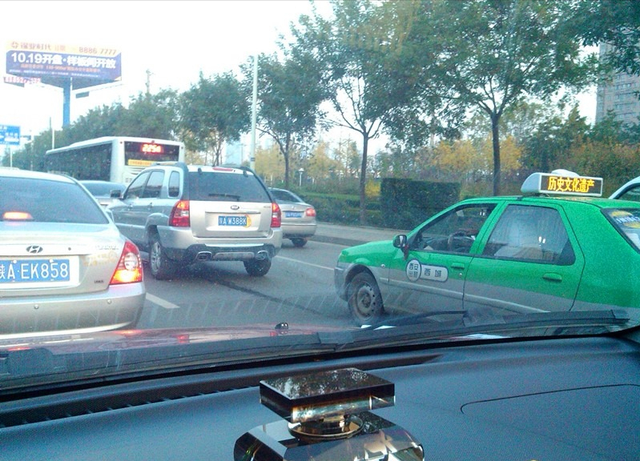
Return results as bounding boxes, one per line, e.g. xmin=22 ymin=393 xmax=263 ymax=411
xmin=2 ymin=130 xmax=53 ymax=171
xmin=392 ymin=0 xmax=598 ymax=195
xmin=180 ymin=72 xmax=249 ymax=165
xmin=7 ymin=88 xmax=180 ymax=170
xmin=572 ymin=0 xmax=640 ymax=76
xmin=306 ymin=140 xmax=342 ymax=183
xmin=292 ymin=0 xmax=418 ymax=224
xmin=521 ymin=106 xmax=590 ymax=172
xmin=58 ymin=103 xmax=123 ymax=146
xmin=244 ymin=51 xmax=326 ymax=189
xmin=116 ymin=90 xmax=180 ymax=139
xmin=59 ymin=90 xmax=179 ymax=146
xmin=255 ymin=143 xmax=285 ymax=185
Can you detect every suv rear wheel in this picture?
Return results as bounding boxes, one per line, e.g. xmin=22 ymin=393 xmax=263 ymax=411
xmin=244 ymin=259 xmax=271 ymax=276
xmin=291 ymin=238 xmax=307 ymax=247
xmin=149 ymin=233 xmax=176 ymax=280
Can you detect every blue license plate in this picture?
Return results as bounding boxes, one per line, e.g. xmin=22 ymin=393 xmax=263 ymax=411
xmin=0 ymin=258 xmax=71 ymax=284
xmin=218 ymin=215 xmax=248 ymax=226
xmin=285 ymin=211 xmax=303 ymax=218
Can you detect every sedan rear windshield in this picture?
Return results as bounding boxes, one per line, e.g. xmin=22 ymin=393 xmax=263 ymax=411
xmin=605 ymin=208 xmax=640 ymax=251
xmin=188 ymin=171 xmax=270 ymax=203
xmin=1 ymin=177 xmax=108 ymax=224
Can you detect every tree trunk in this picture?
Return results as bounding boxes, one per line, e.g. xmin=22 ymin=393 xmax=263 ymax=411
xmin=491 ymin=114 xmax=501 ymax=196
xmin=359 ymin=134 xmax=369 ymax=225
xmin=283 ymin=134 xmax=292 ymax=190
xmin=284 ymin=149 xmax=290 ymax=190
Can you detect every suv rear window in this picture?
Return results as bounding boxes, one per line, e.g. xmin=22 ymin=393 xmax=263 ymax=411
xmin=605 ymin=208 xmax=640 ymax=251
xmin=188 ymin=171 xmax=270 ymax=203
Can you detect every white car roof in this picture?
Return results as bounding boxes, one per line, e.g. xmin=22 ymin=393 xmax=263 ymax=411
xmin=0 ymin=168 xmax=76 ymax=184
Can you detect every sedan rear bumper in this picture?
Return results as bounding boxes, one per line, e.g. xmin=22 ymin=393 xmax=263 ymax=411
xmin=281 ymin=222 xmax=317 ymax=239
xmin=0 ymin=283 xmax=145 ymax=336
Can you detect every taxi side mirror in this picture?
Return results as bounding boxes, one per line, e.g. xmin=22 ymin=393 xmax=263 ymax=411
xmin=393 ymin=234 xmax=409 ymax=260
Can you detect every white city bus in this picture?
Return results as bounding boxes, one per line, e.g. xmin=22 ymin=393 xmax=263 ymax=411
xmin=45 ymin=136 xmax=185 ymax=184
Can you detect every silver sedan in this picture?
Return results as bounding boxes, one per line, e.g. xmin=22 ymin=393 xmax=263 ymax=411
xmin=81 ymin=180 xmax=127 ymax=208
xmin=0 ymin=169 xmax=145 ymax=337
xmin=269 ymin=187 xmax=317 ymax=247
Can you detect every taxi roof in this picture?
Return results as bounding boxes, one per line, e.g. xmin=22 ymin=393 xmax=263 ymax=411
xmin=458 ymin=192 xmax=640 ymax=210
xmin=455 ymin=171 xmax=640 ymax=211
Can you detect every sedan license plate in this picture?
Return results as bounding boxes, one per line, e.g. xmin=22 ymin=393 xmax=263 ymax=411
xmin=284 ymin=211 xmax=303 ymax=218
xmin=218 ymin=215 xmax=248 ymax=227
xmin=0 ymin=258 xmax=71 ymax=284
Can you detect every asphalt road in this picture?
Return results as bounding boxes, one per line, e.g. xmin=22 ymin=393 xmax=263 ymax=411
xmin=137 ymin=224 xmax=403 ymax=330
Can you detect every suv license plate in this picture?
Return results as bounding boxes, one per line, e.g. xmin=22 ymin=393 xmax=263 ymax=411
xmin=218 ymin=215 xmax=248 ymax=227
xmin=0 ymin=258 xmax=71 ymax=284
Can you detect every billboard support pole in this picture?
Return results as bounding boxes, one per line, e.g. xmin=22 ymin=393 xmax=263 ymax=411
xmin=63 ymin=78 xmax=72 ymax=127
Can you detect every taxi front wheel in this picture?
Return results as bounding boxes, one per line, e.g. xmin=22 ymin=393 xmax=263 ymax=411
xmin=348 ymin=272 xmax=384 ymax=326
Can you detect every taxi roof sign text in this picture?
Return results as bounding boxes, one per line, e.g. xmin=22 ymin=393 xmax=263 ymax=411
xmin=521 ymin=172 xmax=603 ymax=197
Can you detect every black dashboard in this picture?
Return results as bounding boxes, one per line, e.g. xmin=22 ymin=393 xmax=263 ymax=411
xmin=1 ymin=332 xmax=639 ymax=460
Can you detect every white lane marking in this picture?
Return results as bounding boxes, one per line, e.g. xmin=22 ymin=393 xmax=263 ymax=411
xmin=275 ymin=255 xmax=334 ymax=272
xmin=146 ymin=293 xmax=181 ymax=309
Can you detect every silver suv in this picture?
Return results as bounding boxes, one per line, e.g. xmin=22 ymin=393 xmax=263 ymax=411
xmin=109 ymin=163 xmax=282 ymax=279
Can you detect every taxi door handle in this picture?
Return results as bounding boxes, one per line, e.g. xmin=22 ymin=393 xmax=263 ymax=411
xmin=543 ymin=273 xmax=563 ymax=282
xmin=451 ymin=263 xmax=465 ymax=271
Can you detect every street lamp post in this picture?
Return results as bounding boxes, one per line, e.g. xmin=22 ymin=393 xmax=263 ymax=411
xmin=298 ymin=168 xmax=304 ymax=188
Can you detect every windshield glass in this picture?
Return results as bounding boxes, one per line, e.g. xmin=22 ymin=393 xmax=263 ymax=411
xmin=605 ymin=209 xmax=640 ymax=250
xmin=1 ymin=0 xmax=640 ymax=393
xmin=1 ymin=177 xmax=108 ymax=224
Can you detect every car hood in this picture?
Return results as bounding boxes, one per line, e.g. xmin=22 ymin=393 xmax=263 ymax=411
xmin=338 ymin=239 xmax=397 ymax=263
xmin=0 ymin=323 xmax=351 ymax=393
xmin=0 ymin=323 xmax=345 ymax=354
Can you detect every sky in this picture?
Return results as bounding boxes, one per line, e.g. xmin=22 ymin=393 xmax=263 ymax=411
xmin=1 ymin=1 xmax=330 ymax=139
xmin=1 ymin=0 xmax=597 ymax=151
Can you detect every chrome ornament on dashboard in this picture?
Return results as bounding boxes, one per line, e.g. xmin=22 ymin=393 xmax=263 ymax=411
xmin=234 ymin=368 xmax=424 ymax=461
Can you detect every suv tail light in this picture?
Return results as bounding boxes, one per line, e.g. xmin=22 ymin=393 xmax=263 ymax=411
xmin=170 ymin=200 xmax=190 ymax=227
xmin=110 ymin=240 xmax=143 ymax=285
xmin=271 ymin=202 xmax=281 ymax=228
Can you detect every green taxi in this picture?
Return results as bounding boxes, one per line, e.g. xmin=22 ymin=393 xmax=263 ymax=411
xmin=335 ymin=171 xmax=640 ymax=325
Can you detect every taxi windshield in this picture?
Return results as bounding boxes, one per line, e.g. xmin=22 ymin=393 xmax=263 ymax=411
xmin=605 ymin=209 xmax=640 ymax=251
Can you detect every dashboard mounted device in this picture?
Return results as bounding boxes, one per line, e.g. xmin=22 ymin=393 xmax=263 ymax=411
xmin=234 ymin=367 xmax=424 ymax=460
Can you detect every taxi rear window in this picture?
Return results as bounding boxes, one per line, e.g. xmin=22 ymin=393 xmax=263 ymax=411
xmin=605 ymin=209 xmax=640 ymax=251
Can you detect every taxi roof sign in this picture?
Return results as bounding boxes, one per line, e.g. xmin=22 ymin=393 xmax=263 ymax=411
xmin=521 ymin=171 xmax=603 ymax=197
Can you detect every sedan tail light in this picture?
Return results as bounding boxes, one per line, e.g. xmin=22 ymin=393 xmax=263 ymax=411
xmin=110 ymin=240 xmax=143 ymax=285
xmin=305 ymin=207 xmax=316 ymax=217
xmin=169 ymin=200 xmax=190 ymax=227
xmin=271 ymin=202 xmax=281 ymax=228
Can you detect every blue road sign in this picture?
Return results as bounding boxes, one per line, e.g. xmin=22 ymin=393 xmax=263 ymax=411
xmin=0 ymin=125 xmax=21 ymax=145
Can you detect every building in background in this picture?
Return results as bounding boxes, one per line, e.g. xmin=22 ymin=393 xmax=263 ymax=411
xmin=596 ymin=43 xmax=640 ymax=125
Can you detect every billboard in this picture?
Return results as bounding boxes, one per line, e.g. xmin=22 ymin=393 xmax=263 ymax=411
xmin=5 ymin=40 xmax=121 ymax=88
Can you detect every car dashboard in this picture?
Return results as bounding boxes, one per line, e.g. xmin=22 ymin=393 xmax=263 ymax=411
xmin=1 ymin=331 xmax=639 ymax=460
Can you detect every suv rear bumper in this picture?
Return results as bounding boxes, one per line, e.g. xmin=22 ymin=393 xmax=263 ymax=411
xmin=166 ymin=243 xmax=279 ymax=263
xmin=159 ymin=226 xmax=282 ymax=264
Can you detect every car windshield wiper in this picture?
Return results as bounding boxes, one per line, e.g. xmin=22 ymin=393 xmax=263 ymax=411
xmin=334 ymin=309 xmax=634 ymax=349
